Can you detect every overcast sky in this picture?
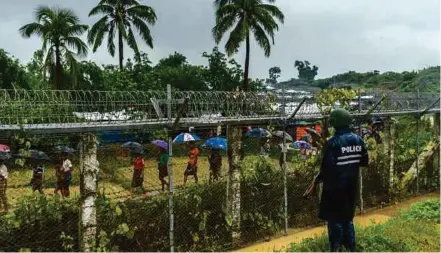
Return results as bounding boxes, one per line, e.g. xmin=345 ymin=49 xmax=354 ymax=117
xmin=0 ymin=0 xmax=439 ymax=81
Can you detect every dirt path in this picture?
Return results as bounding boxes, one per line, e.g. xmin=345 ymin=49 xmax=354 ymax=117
xmin=234 ymin=193 xmax=440 ymax=252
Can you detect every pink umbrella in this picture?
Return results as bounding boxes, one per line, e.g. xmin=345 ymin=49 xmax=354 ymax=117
xmin=0 ymin=144 xmax=10 ymax=152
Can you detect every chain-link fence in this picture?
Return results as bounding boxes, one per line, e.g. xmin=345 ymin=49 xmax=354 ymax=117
xmin=0 ymin=87 xmax=439 ymax=252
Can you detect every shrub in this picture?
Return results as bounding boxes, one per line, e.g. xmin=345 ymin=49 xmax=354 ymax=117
xmin=287 ymin=199 xmax=441 ymax=252
xmin=400 ymin=199 xmax=440 ymax=223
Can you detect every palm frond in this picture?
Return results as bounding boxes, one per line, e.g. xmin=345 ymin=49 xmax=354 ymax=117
xmin=107 ymin=21 xmax=116 ymax=56
xmin=224 ymin=17 xmax=246 ymax=56
xmin=18 ymin=23 xmax=44 ymax=38
xmin=89 ymin=4 xmax=114 ymax=16
xmin=63 ymin=36 xmax=88 ymax=57
xmin=122 ymin=0 xmax=141 ymax=7
xmin=257 ymin=4 xmax=285 ymax=23
xmin=125 ymin=24 xmax=140 ymax=61
xmin=65 ymin=24 xmax=88 ymax=37
xmin=127 ymin=5 xmax=157 ymax=24
xmin=250 ymin=23 xmax=271 ymax=57
xmin=87 ymin=16 xmax=108 ymax=45
xmin=57 ymin=8 xmax=80 ymax=24
xmin=131 ymin=17 xmax=154 ymax=48
xmin=35 ymin=6 xmax=56 ymax=23
xmin=64 ymin=49 xmax=79 ymax=88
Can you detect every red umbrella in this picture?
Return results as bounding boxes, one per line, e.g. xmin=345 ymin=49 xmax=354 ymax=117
xmin=0 ymin=144 xmax=10 ymax=152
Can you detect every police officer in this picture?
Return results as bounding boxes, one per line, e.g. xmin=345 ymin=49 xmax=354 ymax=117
xmin=303 ymin=108 xmax=369 ymax=252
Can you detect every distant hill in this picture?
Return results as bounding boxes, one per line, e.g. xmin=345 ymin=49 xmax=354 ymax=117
xmin=275 ymin=66 xmax=440 ymax=92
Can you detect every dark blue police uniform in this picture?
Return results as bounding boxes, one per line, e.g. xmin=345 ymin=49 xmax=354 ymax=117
xmin=314 ymin=127 xmax=369 ymax=251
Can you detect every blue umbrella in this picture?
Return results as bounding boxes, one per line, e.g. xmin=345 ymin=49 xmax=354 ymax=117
xmin=152 ymin=140 xmax=168 ymax=150
xmin=203 ymin=137 xmax=227 ymax=151
xmin=292 ymin=141 xmax=312 ymax=150
xmin=53 ymin=146 xmax=75 ymax=154
xmin=173 ymin=133 xmax=201 ymax=143
xmin=245 ymin=128 xmax=272 ymax=138
xmin=121 ymin=141 xmax=144 ymax=153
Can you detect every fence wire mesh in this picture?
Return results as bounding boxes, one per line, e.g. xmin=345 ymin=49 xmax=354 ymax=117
xmin=0 ymin=88 xmax=439 ymax=252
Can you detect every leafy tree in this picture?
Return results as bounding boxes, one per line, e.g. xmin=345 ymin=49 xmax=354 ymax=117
xmin=202 ymin=47 xmax=242 ymax=91
xmin=88 ymin=0 xmax=157 ymax=70
xmin=26 ymin=50 xmax=50 ymax=89
xmin=19 ymin=6 xmax=88 ymax=90
xmin=267 ymin=66 xmax=281 ymax=85
xmin=294 ymin=60 xmax=318 ymax=82
xmin=147 ymin=52 xmax=208 ymax=91
xmin=213 ymin=0 xmax=284 ymax=91
xmin=0 ymin=49 xmax=31 ymax=89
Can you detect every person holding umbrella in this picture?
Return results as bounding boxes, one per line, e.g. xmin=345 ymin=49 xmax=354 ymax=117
xmin=184 ymin=141 xmax=200 ymax=186
xmin=54 ymin=158 xmax=65 ymax=197
xmin=303 ymin=109 xmax=369 ymax=252
xmin=204 ymin=137 xmax=226 ymax=183
xmin=131 ymin=151 xmax=146 ymax=195
xmin=61 ymin=153 xmax=73 ymax=197
xmin=0 ymin=159 xmax=8 ymax=212
xmin=208 ymin=148 xmax=222 ymax=183
xmin=157 ymin=147 xmax=169 ymax=192
xmin=152 ymin=139 xmax=169 ymax=192
xmin=30 ymin=161 xmax=44 ymax=194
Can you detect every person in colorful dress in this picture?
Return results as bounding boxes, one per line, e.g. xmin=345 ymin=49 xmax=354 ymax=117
xmin=184 ymin=141 xmax=200 ymax=186
xmin=157 ymin=147 xmax=169 ymax=192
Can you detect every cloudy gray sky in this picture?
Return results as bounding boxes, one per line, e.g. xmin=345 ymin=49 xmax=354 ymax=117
xmin=0 ymin=0 xmax=439 ymax=81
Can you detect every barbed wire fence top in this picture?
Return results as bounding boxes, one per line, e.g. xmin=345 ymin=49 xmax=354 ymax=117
xmin=0 ymin=89 xmax=439 ymax=132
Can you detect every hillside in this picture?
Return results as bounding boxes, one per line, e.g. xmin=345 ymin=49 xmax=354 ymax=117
xmin=276 ymin=66 xmax=440 ymax=92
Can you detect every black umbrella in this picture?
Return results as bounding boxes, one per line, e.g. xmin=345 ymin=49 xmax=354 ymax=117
xmin=14 ymin=150 xmax=51 ymax=160
xmin=53 ymin=146 xmax=76 ymax=154
xmin=121 ymin=141 xmax=144 ymax=154
xmin=272 ymin=131 xmax=293 ymax=142
xmin=0 ymin=151 xmax=11 ymax=160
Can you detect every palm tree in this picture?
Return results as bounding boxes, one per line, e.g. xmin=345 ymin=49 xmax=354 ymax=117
xmin=88 ymin=0 xmax=157 ymax=70
xmin=19 ymin=6 xmax=88 ymax=90
xmin=213 ymin=0 xmax=284 ymax=91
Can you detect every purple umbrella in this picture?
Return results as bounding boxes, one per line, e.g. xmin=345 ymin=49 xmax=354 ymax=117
xmin=152 ymin=140 xmax=168 ymax=150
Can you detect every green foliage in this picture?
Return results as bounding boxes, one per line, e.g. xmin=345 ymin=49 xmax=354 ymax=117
xmin=400 ymin=199 xmax=440 ymax=223
xmin=312 ymin=66 xmax=440 ymax=92
xmin=241 ymin=157 xmax=285 ymax=241
xmin=213 ymin=0 xmax=284 ymax=90
xmin=294 ymin=60 xmax=319 ymax=82
xmin=0 ymin=49 xmax=31 ymax=89
xmin=287 ymin=200 xmax=441 ymax=252
xmin=0 ymin=194 xmax=79 ymax=251
xmin=19 ymin=6 xmax=89 ymax=90
xmin=315 ymin=88 xmax=357 ymax=114
xmin=88 ymin=0 xmax=157 ymax=69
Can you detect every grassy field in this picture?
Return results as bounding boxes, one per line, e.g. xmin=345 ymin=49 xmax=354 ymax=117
xmin=5 ymin=154 xmax=288 ymax=206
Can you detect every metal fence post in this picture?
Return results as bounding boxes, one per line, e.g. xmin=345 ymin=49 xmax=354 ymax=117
xmin=78 ymin=133 xmax=98 ymax=252
xmin=167 ymin=84 xmax=175 ymax=252
xmin=358 ymin=89 xmax=363 ymax=214
xmin=416 ymin=89 xmax=420 ymax=194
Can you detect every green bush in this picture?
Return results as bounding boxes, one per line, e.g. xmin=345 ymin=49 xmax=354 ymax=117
xmin=0 ymin=194 xmax=79 ymax=251
xmin=287 ymin=199 xmax=441 ymax=252
xmin=400 ymin=199 xmax=440 ymax=223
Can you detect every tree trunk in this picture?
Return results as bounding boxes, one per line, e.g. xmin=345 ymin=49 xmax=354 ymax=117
xmin=383 ymin=119 xmax=395 ymax=200
xmin=118 ymin=29 xmax=124 ymax=70
xmin=227 ymin=126 xmax=242 ymax=247
xmin=55 ymin=46 xmax=63 ymax=90
xmin=243 ymin=33 xmax=250 ymax=91
xmin=399 ymin=140 xmax=439 ymax=192
xmin=79 ymin=133 xmax=99 ymax=252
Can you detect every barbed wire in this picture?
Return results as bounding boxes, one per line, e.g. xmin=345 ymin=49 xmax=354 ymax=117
xmin=0 ymin=89 xmax=439 ymax=132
